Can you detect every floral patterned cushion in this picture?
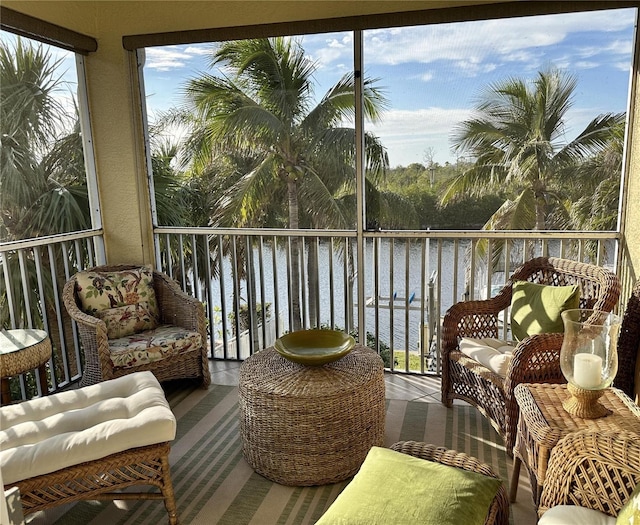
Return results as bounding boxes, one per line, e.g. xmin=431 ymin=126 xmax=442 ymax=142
xmin=75 ymin=266 xmax=160 ymax=327
xmin=108 ymin=325 xmax=202 ymax=369
xmin=95 ymin=302 xmax=160 ymax=339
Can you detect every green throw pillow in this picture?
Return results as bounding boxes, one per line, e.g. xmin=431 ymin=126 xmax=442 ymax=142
xmin=617 ymin=481 xmax=640 ymax=524
xmin=315 ymin=446 xmax=501 ymax=525
xmin=510 ymin=281 xmax=580 ymax=342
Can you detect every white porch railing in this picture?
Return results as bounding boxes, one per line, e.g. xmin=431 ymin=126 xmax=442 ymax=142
xmin=0 ymin=229 xmax=105 ymax=399
xmin=154 ymin=227 xmax=623 ymax=375
xmin=0 ymin=226 xmax=626 ymax=401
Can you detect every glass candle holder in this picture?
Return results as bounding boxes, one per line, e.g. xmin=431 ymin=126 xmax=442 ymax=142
xmin=559 ymin=309 xmax=620 ymax=418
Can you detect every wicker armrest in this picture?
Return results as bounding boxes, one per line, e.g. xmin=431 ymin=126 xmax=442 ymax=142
xmin=154 ymin=271 xmax=205 ymax=332
xmin=62 ymin=278 xmax=111 ymax=366
xmin=538 ymin=430 xmax=640 ymax=518
xmin=62 ymin=279 xmax=104 ymax=328
xmin=441 ymin=298 xmax=508 ymax=358
xmin=391 ymin=441 xmax=497 ymax=477
xmin=390 ymin=441 xmax=510 ymax=525
xmin=505 ymin=332 xmax=565 ymax=387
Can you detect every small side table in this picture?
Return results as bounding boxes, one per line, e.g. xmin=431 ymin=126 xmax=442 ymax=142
xmin=509 ymin=383 xmax=640 ymax=506
xmin=0 ymin=329 xmax=52 ymax=404
xmin=238 ymin=344 xmax=386 ymax=486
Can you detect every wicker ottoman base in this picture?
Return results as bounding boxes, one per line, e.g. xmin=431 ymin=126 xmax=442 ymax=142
xmin=239 ymin=344 xmax=385 ymax=486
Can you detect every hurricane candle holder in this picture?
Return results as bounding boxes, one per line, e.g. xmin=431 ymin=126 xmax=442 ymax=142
xmin=559 ymin=309 xmax=620 ymax=418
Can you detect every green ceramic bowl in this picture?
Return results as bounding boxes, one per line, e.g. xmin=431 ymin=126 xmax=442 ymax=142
xmin=274 ymin=329 xmax=355 ymax=366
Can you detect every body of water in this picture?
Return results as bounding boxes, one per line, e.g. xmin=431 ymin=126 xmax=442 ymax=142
xmin=209 ymin=238 xmax=504 ymax=353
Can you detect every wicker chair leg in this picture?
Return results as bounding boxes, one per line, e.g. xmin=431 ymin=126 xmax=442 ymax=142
xmin=161 ymin=452 xmax=179 ymax=525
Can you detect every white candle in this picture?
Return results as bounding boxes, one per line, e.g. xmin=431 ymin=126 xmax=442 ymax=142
xmin=573 ymin=354 xmax=603 ymax=389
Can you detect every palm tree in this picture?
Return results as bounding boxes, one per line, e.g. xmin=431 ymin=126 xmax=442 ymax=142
xmin=0 ymin=37 xmax=93 ymax=392
xmin=1 ymin=38 xmax=91 ymax=330
xmin=444 ymin=68 xmax=622 ymax=232
xmin=563 ymin=116 xmax=625 ymax=232
xmin=443 ymin=68 xmax=623 ymax=268
xmin=177 ymin=37 xmax=390 ymax=329
xmin=0 ymin=38 xmax=200 ymax=392
xmin=0 ymin=37 xmax=90 ymax=242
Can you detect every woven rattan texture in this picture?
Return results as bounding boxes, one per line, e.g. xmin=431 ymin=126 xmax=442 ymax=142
xmin=239 ymin=344 xmax=385 ymax=486
xmin=538 ymin=430 xmax=640 ymax=518
xmin=0 ymin=337 xmax=51 ymax=378
xmin=615 ymin=280 xmax=640 ymax=398
xmin=390 ymin=441 xmax=510 ymax=525
xmin=441 ymin=256 xmax=621 ymax=454
xmin=63 ymin=264 xmax=210 ymax=389
xmin=514 ymin=383 xmax=640 ymax=503
xmin=6 ymin=442 xmax=178 ymax=524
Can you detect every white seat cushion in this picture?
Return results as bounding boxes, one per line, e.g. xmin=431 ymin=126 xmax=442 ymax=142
xmin=459 ymin=337 xmax=515 ymax=378
xmin=538 ymin=505 xmax=616 ymax=525
xmin=0 ymin=371 xmax=176 ymax=485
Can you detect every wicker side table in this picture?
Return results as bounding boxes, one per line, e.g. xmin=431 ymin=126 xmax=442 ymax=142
xmin=0 ymin=329 xmax=52 ymax=404
xmin=509 ymin=383 xmax=640 ymax=506
xmin=238 ymin=344 xmax=386 ymax=486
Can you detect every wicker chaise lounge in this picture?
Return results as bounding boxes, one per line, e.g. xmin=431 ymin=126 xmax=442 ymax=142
xmin=316 ymin=441 xmax=509 ymax=525
xmin=390 ymin=441 xmax=510 ymax=525
xmin=0 ymin=371 xmax=178 ymax=523
xmin=441 ymin=257 xmax=621 ymax=454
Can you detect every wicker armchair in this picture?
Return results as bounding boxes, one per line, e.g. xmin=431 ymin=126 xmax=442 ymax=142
xmin=441 ymin=257 xmax=620 ymax=454
xmin=390 ymin=441 xmax=510 ymax=525
xmin=63 ymin=264 xmax=211 ymax=388
xmin=614 ymin=280 xmax=640 ymax=399
xmin=538 ymin=430 xmax=640 ymax=518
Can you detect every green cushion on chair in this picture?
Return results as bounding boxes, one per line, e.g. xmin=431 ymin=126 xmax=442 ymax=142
xmin=316 ymin=447 xmax=501 ymax=525
xmin=510 ymin=281 xmax=580 ymax=341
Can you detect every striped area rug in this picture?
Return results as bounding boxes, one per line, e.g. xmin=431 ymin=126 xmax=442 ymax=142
xmin=35 ymin=384 xmax=515 ymax=525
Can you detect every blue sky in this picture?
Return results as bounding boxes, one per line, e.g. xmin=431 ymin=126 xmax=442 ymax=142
xmin=2 ymin=7 xmax=633 ymax=168
xmin=142 ymin=7 xmax=636 ymax=167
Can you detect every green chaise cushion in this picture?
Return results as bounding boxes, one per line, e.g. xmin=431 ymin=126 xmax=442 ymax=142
xmin=510 ymin=281 xmax=580 ymax=342
xmin=316 ymin=446 xmax=501 ymax=525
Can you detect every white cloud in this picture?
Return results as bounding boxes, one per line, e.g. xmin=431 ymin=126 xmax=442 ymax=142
xmin=453 ymin=60 xmax=498 ymax=77
xmin=144 ymin=44 xmax=210 ymax=71
xmin=573 ymin=61 xmax=599 ymax=70
xmin=184 ymin=46 xmax=211 ymax=56
xmin=612 ymin=60 xmax=633 ymax=72
xmin=307 ymin=33 xmax=353 ymax=71
xmin=419 ymin=72 xmax=434 ymax=82
xmin=304 ymin=9 xmax=635 ymax=77
xmin=367 ymin=107 xmax=473 ymax=165
xmin=372 ymin=107 xmax=471 ymax=134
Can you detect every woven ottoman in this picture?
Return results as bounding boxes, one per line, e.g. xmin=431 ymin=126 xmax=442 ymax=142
xmin=0 ymin=371 xmax=178 ymax=524
xmin=238 ymin=344 xmax=385 ymax=486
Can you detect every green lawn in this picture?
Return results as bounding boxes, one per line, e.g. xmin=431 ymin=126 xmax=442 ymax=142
xmin=392 ymin=351 xmax=423 ymax=371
